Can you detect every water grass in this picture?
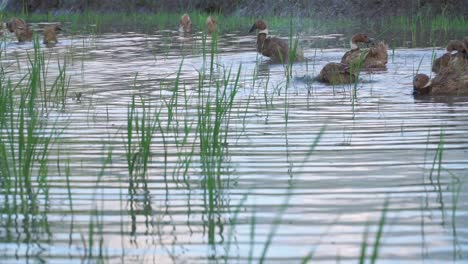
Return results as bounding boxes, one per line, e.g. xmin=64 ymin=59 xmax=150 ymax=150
xmin=0 ymin=37 xmax=60 ymax=249
xmin=124 ymin=94 xmax=157 ymax=236
xmin=358 ymin=199 xmax=389 ymax=264
xmin=197 ymin=64 xmax=241 ymax=244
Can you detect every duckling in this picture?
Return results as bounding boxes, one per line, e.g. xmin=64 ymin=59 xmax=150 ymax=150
xmin=249 ymin=20 xmax=303 ymax=63
xmin=43 ymin=24 xmax=61 ymax=45
xmin=6 ymin=17 xmax=26 ymax=33
xmin=15 ymin=25 xmax=33 ymax=42
xmin=317 ymin=62 xmax=356 ymax=84
xmin=341 ymin=33 xmax=388 ymax=69
xmin=413 ymin=67 xmax=468 ymax=96
xmin=206 ymin=16 xmax=217 ymax=35
xmin=179 ymin=14 xmax=192 ymax=33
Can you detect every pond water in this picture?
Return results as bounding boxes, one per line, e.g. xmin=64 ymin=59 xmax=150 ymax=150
xmin=0 ymin=29 xmax=467 ymax=263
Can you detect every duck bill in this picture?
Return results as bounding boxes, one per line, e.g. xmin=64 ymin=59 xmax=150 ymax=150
xmin=249 ymin=23 xmax=257 ymax=33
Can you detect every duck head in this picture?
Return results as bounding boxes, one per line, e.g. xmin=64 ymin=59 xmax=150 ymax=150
xmin=350 ymin=33 xmax=372 ymax=50
xmin=249 ymin=20 xmax=268 ymax=34
xmin=446 ymin=40 xmax=467 ymax=54
xmin=413 ymin=74 xmax=431 ymax=95
xmin=6 ymin=18 xmax=24 ymax=33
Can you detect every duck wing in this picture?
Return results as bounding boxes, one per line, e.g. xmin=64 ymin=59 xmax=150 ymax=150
xmin=262 ymin=37 xmax=289 ymax=62
xmin=341 ymin=49 xmax=361 ymax=64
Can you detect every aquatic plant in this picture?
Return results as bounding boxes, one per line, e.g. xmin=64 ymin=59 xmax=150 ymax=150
xmin=358 ymin=199 xmax=389 ymax=264
xmin=0 ymin=38 xmax=60 ymax=247
xmin=197 ymin=49 xmax=240 ymax=243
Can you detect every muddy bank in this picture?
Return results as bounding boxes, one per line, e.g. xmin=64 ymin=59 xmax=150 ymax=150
xmin=5 ymin=0 xmax=468 ymax=17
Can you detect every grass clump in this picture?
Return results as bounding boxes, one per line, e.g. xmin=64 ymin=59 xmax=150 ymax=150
xmin=3 ymin=9 xmax=466 ymax=47
xmin=0 ymin=38 xmax=61 ymax=246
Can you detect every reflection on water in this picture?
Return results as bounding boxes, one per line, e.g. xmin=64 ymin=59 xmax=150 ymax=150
xmin=0 ymin=30 xmax=467 ymax=263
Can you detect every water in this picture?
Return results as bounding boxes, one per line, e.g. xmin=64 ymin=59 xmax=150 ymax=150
xmin=0 ymin=30 xmax=467 ymax=263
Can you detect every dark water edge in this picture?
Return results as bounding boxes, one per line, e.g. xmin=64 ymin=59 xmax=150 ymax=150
xmin=5 ymin=0 xmax=468 ymax=18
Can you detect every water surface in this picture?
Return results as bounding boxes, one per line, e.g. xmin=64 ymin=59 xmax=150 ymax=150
xmin=0 ymin=30 xmax=467 ymax=263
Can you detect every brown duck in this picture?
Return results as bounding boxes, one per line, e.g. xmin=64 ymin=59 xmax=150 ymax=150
xmin=432 ymin=39 xmax=468 ymax=73
xmin=414 ymin=46 xmax=468 ymax=96
xmin=15 ymin=24 xmax=33 ymax=42
xmin=43 ymin=24 xmax=62 ymax=45
xmin=341 ymin=33 xmax=388 ymax=69
xmin=179 ymin=14 xmax=192 ymax=33
xmin=206 ymin=16 xmax=217 ymax=35
xmin=317 ymin=62 xmax=356 ymax=84
xmin=6 ymin=17 xmax=26 ymax=33
xmin=413 ymin=69 xmax=468 ymax=96
xmin=249 ymin=20 xmax=303 ymax=63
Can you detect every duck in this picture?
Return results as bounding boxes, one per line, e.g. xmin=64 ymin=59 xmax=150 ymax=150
xmin=179 ymin=14 xmax=192 ymax=33
xmin=317 ymin=62 xmax=356 ymax=84
xmin=341 ymin=33 xmax=388 ymax=69
xmin=6 ymin=17 xmax=26 ymax=33
xmin=249 ymin=19 xmax=303 ymax=63
xmin=43 ymin=24 xmax=61 ymax=45
xmin=206 ymin=16 xmax=217 ymax=35
xmin=15 ymin=24 xmax=33 ymax=42
xmin=433 ymin=39 xmax=468 ymax=73
xmin=414 ymin=39 xmax=468 ymax=96
xmin=413 ymin=68 xmax=468 ymax=96
xmin=414 ymin=57 xmax=468 ymax=96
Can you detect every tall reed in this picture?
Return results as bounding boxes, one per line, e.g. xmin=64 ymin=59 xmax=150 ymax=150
xmin=124 ymin=94 xmax=158 ymax=233
xmin=196 ymin=33 xmax=241 ymax=244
